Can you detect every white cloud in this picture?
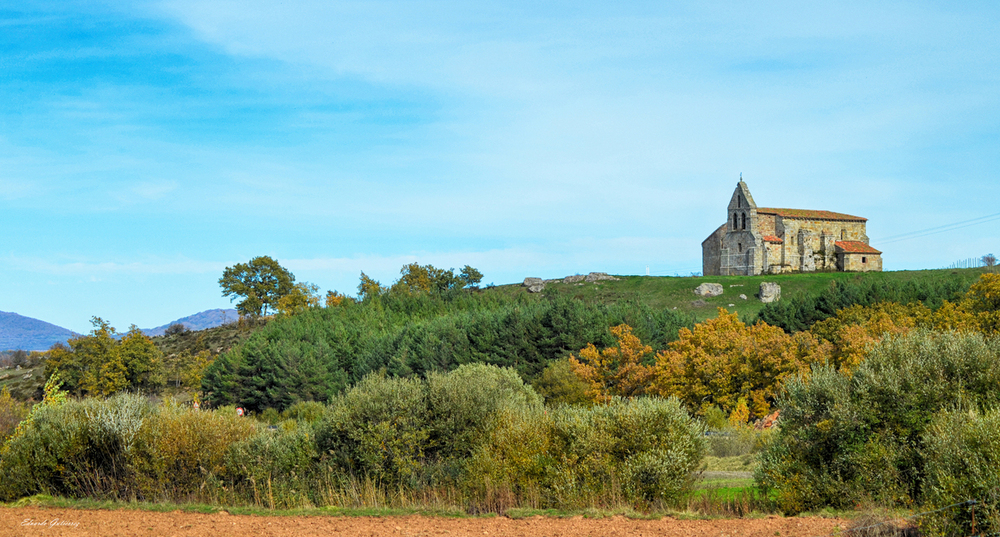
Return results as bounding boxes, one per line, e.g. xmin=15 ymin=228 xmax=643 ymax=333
xmin=7 ymin=256 xmax=226 ymax=277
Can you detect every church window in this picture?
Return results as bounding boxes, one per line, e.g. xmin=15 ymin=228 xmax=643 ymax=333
xmin=741 ymin=213 xmax=746 ymax=230
xmin=841 ymin=229 xmax=846 ymax=240
xmin=862 ymin=256 xmax=867 ymax=264
xmin=738 ymin=197 xmax=741 ymax=208
xmin=733 ymin=213 xmax=738 ymax=230
xmin=738 ymin=243 xmax=743 ymax=253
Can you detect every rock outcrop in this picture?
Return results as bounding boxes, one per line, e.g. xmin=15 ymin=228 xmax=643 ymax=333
xmin=759 ymin=282 xmax=781 ymax=303
xmin=584 ymin=272 xmax=619 ymax=282
xmin=694 ymin=283 xmax=724 ymax=297
xmin=522 ymin=277 xmax=545 ymax=293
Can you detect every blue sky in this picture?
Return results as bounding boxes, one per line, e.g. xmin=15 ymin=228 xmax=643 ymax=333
xmin=2 ymin=1 xmax=999 ymax=333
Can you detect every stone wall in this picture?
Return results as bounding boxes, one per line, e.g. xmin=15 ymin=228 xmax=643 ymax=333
xmin=721 ymin=229 xmax=762 ymax=275
xmin=776 ymin=219 xmax=868 ymax=272
xmin=757 ymin=214 xmax=777 ymax=237
xmin=841 ymin=253 xmax=883 ymax=272
xmin=702 ymin=224 xmax=726 ymax=276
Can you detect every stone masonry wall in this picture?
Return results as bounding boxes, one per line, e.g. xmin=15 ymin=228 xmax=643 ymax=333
xmin=702 ymin=224 xmax=726 ymax=276
xmin=842 ymin=253 xmax=883 ymax=272
xmin=776 ymin=219 xmax=868 ymax=272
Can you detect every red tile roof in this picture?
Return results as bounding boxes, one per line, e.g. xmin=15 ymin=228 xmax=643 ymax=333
xmin=762 ymin=235 xmax=783 ymax=243
xmin=835 ymin=241 xmax=881 ymax=254
xmin=757 ymin=207 xmax=867 ymax=222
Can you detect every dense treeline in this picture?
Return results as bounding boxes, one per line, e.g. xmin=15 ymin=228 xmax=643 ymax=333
xmin=755 ymin=271 xmax=977 ymax=332
xmin=203 ymin=291 xmax=694 ymax=411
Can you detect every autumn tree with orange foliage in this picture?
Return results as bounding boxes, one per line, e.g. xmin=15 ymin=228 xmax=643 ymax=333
xmin=651 ymin=309 xmax=831 ymax=419
xmin=569 ymin=324 xmax=655 ymax=403
xmin=962 ymin=272 xmax=1000 ymax=334
xmin=809 ymin=302 xmax=929 ymax=370
xmin=806 ymin=274 xmax=1000 ymax=370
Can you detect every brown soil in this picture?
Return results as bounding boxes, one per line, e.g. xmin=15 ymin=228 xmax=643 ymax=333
xmin=2 ymin=506 xmax=846 ymax=537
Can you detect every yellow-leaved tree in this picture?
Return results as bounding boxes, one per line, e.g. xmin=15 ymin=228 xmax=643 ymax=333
xmin=44 ymin=317 xmax=165 ymax=397
xmin=276 ymin=282 xmax=321 ymax=316
xmin=569 ymin=324 xmax=655 ymax=403
xmin=809 ymin=302 xmax=929 ymax=370
xmin=651 ymin=309 xmax=831 ymax=419
xmin=962 ymin=272 xmax=1000 ymax=334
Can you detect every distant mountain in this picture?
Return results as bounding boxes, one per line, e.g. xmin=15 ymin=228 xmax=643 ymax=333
xmin=0 ymin=311 xmax=78 ymax=351
xmin=143 ymin=309 xmax=239 ymax=337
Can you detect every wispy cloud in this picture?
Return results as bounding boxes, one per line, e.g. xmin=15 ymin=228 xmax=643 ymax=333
xmin=7 ymin=256 xmax=226 ymax=277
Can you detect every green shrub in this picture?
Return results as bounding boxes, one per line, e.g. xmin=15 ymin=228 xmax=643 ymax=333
xmin=0 ymin=399 xmax=87 ymax=501
xmin=0 ymin=395 xmax=259 ymax=503
xmin=315 ymin=373 xmax=429 ymax=485
xmin=281 ymin=401 xmax=325 ymax=424
xmin=0 ymin=386 xmax=29 ymax=447
xmin=531 ymin=359 xmax=592 ymax=406
xmin=756 ymin=330 xmax=1000 ymax=513
xmin=145 ymin=403 xmax=257 ymax=500
xmin=920 ymin=409 xmax=1000 ymax=537
xmin=426 ymin=363 xmax=543 ymax=461
xmin=465 ymin=397 xmax=705 ymax=510
xmin=225 ymin=422 xmax=318 ymax=508
xmin=0 ymin=393 xmax=155 ymax=501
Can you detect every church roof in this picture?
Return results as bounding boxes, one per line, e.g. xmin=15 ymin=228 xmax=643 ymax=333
xmin=757 ymin=208 xmax=867 ymax=222
xmin=762 ymin=235 xmax=783 ymax=243
xmin=835 ymin=241 xmax=881 ymax=254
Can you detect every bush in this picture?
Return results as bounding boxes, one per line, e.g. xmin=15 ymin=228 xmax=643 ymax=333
xmin=465 ymin=396 xmax=705 ymax=509
xmin=0 ymin=398 xmax=89 ymax=501
xmin=0 ymin=394 xmax=258 ymax=503
xmin=531 ymin=359 xmax=591 ymax=406
xmin=315 ymin=373 xmax=429 ymax=485
xmin=281 ymin=401 xmax=325 ymax=424
xmin=315 ymin=364 xmax=544 ymax=487
xmin=0 ymin=386 xmax=29 ymax=446
xmin=146 ymin=402 xmax=257 ymax=500
xmin=921 ymin=408 xmax=1000 ymax=537
xmin=756 ymin=330 xmax=1000 ymax=513
xmin=426 ymin=363 xmax=543 ymax=461
xmin=225 ymin=422 xmax=318 ymax=508
xmin=0 ymin=393 xmax=154 ymax=501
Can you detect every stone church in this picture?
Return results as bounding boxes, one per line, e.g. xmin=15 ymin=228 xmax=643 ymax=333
xmin=702 ymin=180 xmax=882 ymax=276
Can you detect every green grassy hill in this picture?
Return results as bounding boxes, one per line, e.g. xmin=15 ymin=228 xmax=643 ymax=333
xmin=495 ymin=267 xmax=992 ymax=323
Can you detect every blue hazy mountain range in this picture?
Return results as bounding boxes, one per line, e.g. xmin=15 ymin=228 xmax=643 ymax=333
xmin=0 ymin=311 xmax=80 ymax=351
xmin=141 ymin=309 xmax=239 ymax=337
xmin=0 ymin=309 xmax=239 ymax=351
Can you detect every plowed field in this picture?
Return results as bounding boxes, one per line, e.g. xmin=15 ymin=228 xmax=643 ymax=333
xmin=2 ymin=507 xmax=846 ymax=537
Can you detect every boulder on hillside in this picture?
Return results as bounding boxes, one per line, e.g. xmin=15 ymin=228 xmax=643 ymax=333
xmin=584 ymin=272 xmax=619 ymax=282
xmin=694 ymin=283 xmax=724 ymax=297
xmin=564 ymin=275 xmax=586 ymax=283
xmin=759 ymin=282 xmax=781 ymax=303
xmin=523 ymin=277 xmax=545 ymax=293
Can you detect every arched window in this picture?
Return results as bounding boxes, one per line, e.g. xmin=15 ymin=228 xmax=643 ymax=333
xmin=741 ymin=212 xmax=747 ymax=230
xmin=737 ymin=197 xmax=741 ymax=208
xmin=733 ymin=213 xmax=738 ymax=230
xmin=841 ymin=229 xmax=846 ymax=240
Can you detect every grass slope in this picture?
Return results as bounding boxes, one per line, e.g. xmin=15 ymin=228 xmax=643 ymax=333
xmin=494 ymin=268 xmax=988 ymax=323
